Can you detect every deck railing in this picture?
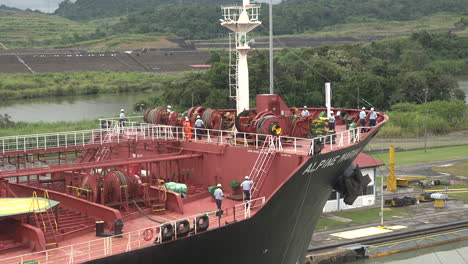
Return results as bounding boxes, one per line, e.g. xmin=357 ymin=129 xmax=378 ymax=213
xmin=0 ymin=197 xmax=265 ymax=264
xmin=0 ymin=117 xmax=363 ymax=156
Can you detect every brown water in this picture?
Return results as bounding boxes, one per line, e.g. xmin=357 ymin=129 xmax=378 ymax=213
xmin=0 ymin=77 xmax=466 ymax=123
xmin=0 ymin=91 xmax=158 ymax=122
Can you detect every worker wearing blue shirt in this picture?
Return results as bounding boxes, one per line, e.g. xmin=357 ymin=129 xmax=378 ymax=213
xmin=369 ymin=108 xmax=377 ymax=127
xmin=241 ymin=176 xmax=254 ymax=201
xmin=301 ymin=106 xmax=309 ymax=118
xmin=214 ymin=184 xmax=224 ymax=210
xmin=194 ymin=115 xmax=204 ymax=139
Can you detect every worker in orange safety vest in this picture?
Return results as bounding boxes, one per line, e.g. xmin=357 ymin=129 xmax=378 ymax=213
xmin=182 ymin=116 xmax=192 ymax=139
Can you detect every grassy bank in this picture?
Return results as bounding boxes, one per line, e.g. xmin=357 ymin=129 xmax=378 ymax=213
xmin=300 ymin=12 xmax=468 ymax=39
xmin=316 ymin=207 xmax=410 ymax=230
xmin=0 ymin=72 xmax=174 ymax=101
xmin=0 ymin=10 xmax=96 ymax=48
xmin=377 ymin=101 xmax=468 ymax=138
xmin=0 ymin=120 xmax=99 ymax=137
xmin=370 ymin=145 xmax=468 ymax=166
xmin=433 ymin=161 xmax=468 ymax=177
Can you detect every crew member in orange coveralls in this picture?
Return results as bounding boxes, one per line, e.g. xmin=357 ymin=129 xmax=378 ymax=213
xmin=182 ymin=116 xmax=192 ymax=139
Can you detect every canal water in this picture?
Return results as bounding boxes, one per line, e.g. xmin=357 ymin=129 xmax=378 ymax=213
xmin=0 ymin=78 xmax=466 ymax=123
xmin=355 ymin=239 xmax=468 ymax=263
xmin=0 ymin=90 xmax=158 ymax=122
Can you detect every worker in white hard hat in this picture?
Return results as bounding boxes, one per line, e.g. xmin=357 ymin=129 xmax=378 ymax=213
xmin=194 ymin=115 xmax=205 ymax=140
xmin=182 ymin=116 xmax=192 ymax=140
xmin=301 ymin=106 xmax=309 ymax=118
xmin=167 ymin=105 xmax=172 ymax=114
xmin=214 ymin=184 xmax=224 ymax=210
xmin=369 ymin=108 xmax=377 ymax=127
xmin=328 ymin=110 xmax=336 ymax=132
xmin=119 ymin=109 xmax=126 ymax=131
xmin=359 ymin=107 xmax=367 ymax=133
xmin=241 ymin=176 xmax=254 ymax=202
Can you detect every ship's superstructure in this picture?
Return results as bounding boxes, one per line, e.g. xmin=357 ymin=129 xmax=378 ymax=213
xmin=221 ymin=0 xmax=261 ymax=113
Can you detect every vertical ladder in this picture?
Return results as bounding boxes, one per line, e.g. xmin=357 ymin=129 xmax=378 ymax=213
xmin=228 ymin=32 xmax=238 ymax=100
xmin=249 ymin=136 xmax=277 ymax=199
xmin=152 ymin=185 xmax=167 ymax=213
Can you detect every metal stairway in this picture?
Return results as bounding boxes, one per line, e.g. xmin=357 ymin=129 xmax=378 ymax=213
xmin=249 ymin=136 xmax=277 ymax=199
xmin=30 ymin=191 xmax=59 ymax=249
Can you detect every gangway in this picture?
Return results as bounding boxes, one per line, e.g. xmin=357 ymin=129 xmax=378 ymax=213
xmin=249 ymin=135 xmax=277 ymax=199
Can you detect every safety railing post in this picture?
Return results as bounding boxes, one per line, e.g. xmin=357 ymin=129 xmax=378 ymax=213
xmin=88 ymin=241 xmax=91 ymax=260
xmin=23 ymin=137 xmax=26 ymax=151
xmin=138 ymin=228 xmax=141 ymax=248
xmin=100 ymin=130 xmax=103 ymax=145
xmin=16 ymin=137 xmax=18 ymax=151
xmin=70 ymin=245 xmax=74 ymax=264
xmin=57 ymin=134 xmax=59 ymax=148
xmin=220 ymin=130 xmax=223 ymax=145
xmin=65 ymin=134 xmax=68 ymax=149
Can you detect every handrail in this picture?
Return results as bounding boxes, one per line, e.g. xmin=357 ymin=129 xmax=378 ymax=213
xmin=0 ymin=118 xmax=364 ymax=157
xmin=0 ymin=196 xmax=266 ymax=264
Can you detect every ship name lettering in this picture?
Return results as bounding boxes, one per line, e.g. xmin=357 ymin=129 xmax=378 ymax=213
xmin=302 ymin=149 xmax=360 ymax=175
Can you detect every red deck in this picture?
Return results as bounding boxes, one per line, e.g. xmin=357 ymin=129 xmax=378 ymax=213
xmin=0 ymin=109 xmax=388 ymax=263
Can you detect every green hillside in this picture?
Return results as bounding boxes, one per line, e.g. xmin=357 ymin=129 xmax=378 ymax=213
xmin=0 ymin=10 xmax=96 ymax=48
xmin=0 ymin=2 xmax=466 ymax=50
xmin=54 ymin=0 xmax=234 ymax=21
xmin=299 ymin=13 xmax=468 ymax=38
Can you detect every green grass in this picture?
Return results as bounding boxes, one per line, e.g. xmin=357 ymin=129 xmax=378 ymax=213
xmin=0 ymin=72 xmax=176 ymax=101
xmin=0 ymin=10 xmax=173 ymax=50
xmin=300 ymin=12 xmax=466 ymax=38
xmin=316 ymin=207 xmax=411 ymax=230
xmin=432 ymin=161 xmax=468 ymax=177
xmin=448 ymin=193 xmax=468 ymax=202
xmin=370 ymin=145 xmax=468 ymax=166
xmin=0 ymin=10 xmax=95 ymax=48
xmin=0 ymin=120 xmax=99 ymax=137
xmin=316 ymin=217 xmax=349 ymax=230
xmin=334 ymin=207 xmax=410 ymax=223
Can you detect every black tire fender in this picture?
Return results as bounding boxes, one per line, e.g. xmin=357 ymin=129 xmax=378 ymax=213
xmin=161 ymin=223 xmax=174 ymax=242
xmin=195 ymin=215 xmax=209 ymax=232
xmin=175 ymin=220 xmax=190 ymax=238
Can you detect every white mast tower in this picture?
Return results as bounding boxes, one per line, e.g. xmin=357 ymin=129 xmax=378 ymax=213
xmin=220 ymin=0 xmax=261 ymax=114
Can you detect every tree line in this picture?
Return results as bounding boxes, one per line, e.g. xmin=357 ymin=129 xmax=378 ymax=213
xmin=54 ymin=0 xmax=468 ymax=41
xmin=140 ymin=31 xmax=466 ymax=113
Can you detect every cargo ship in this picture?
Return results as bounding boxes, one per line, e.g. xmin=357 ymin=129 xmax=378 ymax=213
xmin=0 ymin=1 xmax=388 ymax=263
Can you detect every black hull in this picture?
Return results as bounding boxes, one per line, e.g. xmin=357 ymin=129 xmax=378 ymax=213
xmin=86 ymin=130 xmax=378 ymax=264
